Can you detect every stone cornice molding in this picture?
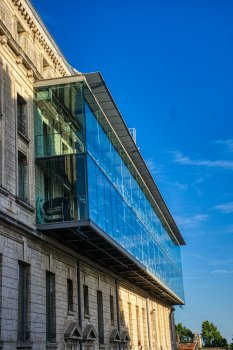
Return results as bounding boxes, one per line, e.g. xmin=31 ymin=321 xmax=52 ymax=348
xmin=10 ymin=0 xmax=78 ymax=77
xmin=0 ymin=18 xmax=43 ymax=80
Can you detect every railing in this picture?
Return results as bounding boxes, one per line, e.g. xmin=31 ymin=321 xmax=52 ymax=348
xmin=36 ymin=196 xmax=87 ymax=224
xmin=35 ymin=132 xmax=85 ymax=157
xmin=17 ymin=116 xmax=26 ymax=135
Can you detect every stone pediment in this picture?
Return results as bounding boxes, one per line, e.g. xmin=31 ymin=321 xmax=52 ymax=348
xmin=109 ymin=329 xmax=121 ymax=343
xmin=121 ymin=331 xmax=131 ymax=343
xmin=83 ymin=325 xmax=98 ymax=341
xmin=64 ymin=323 xmax=83 ymax=340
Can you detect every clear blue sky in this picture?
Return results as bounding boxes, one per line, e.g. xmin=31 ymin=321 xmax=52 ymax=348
xmin=33 ymin=0 xmax=233 ymax=342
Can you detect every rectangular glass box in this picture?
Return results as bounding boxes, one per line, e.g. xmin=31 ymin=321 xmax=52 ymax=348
xmin=34 ymin=76 xmax=185 ymax=301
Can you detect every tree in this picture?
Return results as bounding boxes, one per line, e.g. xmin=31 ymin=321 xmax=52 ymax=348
xmin=229 ymin=335 xmax=233 ymax=350
xmin=201 ymin=321 xmax=228 ymax=348
xmin=176 ymin=323 xmax=194 ymax=341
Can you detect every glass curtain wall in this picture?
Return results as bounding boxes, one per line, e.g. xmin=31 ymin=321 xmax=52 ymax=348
xmin=84 ymin=82 xmax=184 ymax=301
xmin=34 ymin=81 xmax=88 ymax=224
xmin=34 ymin=79 xmax=184 ymax=301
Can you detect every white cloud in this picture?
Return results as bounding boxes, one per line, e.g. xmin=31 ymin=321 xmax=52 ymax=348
xmin=215 ymin=139 xmax=233 ymax=152
xmin=213 ymin=202 xmax=233 ymax=214
xmin=170 ymin=151 xmax=233 ymax=170
xmin=159 ymin=179 xmax=188 ymax=191
xmin=174 ymin=214 xmax=209 ymax=229
xmin=145 ymin=157 xmax=163 ymax=175
xmin=211 ymin=270 xmax=233 ymax=274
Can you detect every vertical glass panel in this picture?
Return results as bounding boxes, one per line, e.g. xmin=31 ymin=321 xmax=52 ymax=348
xmin=35 ymin=154 xmax=88 ymax=224
xmin=34 ymin=82 xmax=85 ymax=158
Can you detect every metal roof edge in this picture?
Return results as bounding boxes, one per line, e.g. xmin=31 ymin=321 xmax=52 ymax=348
xmin=84 ymin=71 xmax=186 ymax=246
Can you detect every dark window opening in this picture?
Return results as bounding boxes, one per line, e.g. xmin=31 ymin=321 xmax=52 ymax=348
xmin=83 ymin=285 xmax=89 ymax=314
xmin=17 ymin=262 xmax=30 ymax=342
xmin=136 ymin=306 xmax=141 ymax=346
xmin=18 ymin=155 xmax=25 ymax=201
xmin=17 ymin=94 xmax=26 ymax=136
xmin=97 ymin=291 xmax=104 ymax=344
xmin=46 ymin=272 xmax=56 ymax=343
xmin=67 ymin=279 xmax=73 ymax=312
xmin=110 ymin=295 xmax=114 ymax=326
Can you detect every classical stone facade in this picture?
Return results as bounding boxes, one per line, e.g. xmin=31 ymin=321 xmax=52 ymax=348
xmin=0 ymin=0 xmax=180 ymax=349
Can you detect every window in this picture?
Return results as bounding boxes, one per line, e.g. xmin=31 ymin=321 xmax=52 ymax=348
xmin=18 ymin=262 xmax=30 ymax=341
xmin=136 ymin=306 xmax=141 ymax=346
xmin=67 ymin=279 xmax=73 ymax=312
xmin=110 ymin=295 xmax=114 ymax=326
xmin=18 ymin=155 xmax=24 ymax=201
xmin=83 ymin=285 xmax=89 ymax=315
xmin=46 ymin=272 xmax=56 ymax=343
xmin=17 ymin=94 xmax=26 ymax=136
xmin=97 ymin=291 xmax=104 ymax=344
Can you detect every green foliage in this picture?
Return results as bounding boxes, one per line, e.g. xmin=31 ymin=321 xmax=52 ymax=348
xmin=201 ymin=320 xmax=228 ymax=348
xmin=175 ymin=323 xmax=194 ymax=341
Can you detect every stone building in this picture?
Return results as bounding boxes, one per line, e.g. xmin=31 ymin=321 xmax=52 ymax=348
xmin=0 ymin=0 xmax=186 ymax=349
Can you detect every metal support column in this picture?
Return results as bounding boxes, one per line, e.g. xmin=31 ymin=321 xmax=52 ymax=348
xmin=146 ymin=296 xmax=152 ymax=350
xmin=170 ymin=307 xmax=177 ymax=350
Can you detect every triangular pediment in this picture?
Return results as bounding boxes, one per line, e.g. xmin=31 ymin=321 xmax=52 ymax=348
xmin=83 ymin=325 xmax=98 ymax=341
xmin=64 ymin=323 xmax=83 ymax=340
xmin=109 ymin=329 xmax=121 ymax=343
xmin=121 ymin=330 xmax=131 ymax=343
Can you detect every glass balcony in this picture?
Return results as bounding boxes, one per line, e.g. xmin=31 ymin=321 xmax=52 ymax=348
xmin=34 ymin=76 xmax=185 ymax=302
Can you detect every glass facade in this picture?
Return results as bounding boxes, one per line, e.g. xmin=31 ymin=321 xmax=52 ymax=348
xmin=34 ymin=79 xmax=184 ymax=301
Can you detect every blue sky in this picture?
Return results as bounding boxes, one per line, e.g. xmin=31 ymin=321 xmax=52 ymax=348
xmin=32 ymin=0 xmax=233 ymax=341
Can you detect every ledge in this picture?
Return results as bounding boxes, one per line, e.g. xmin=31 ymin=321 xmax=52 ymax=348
xmin=84 ymin=313 xmax=91 ymax=319
xmin=46 ymin=343 xmax=59 ymax=350
xmin=16 ymin=198 xmax=35 ymax=213
xmin=68 ymin=310 xmax=75 ymax=316
xmin=0 ymin=186 xmax=9 ymax=196
xmin=18 ymin=131 xmax=30 ymax=144
xmin=16 ymin=342 xmax=33 ymax=349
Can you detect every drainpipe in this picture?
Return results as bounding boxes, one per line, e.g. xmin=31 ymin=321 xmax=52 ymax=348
xmin=146 ymin=296 xmax=152 ymax=350
xmin=77 ymin=260 xmax=83 ymax=350
xmin=115 ymin=279 xmax=121 ymax=350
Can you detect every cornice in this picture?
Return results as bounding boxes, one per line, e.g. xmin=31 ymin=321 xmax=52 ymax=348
xmin=0 ymin=18 xmax=43 ymax=80
xmin=10 ymin=0 xmax=80 ymax=77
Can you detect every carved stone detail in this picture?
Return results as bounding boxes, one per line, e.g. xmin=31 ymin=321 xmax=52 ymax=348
xmin=16 ymin=55 xmax=23 ymax=65
xmin=1 ymin=35 xmax=8 ymax=46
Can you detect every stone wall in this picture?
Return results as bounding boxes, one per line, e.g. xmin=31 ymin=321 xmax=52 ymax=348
xmin=0 ymin=221 xmax=175 ymax=350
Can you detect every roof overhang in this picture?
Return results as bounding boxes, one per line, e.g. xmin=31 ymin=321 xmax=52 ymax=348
xmin=84 ymin=72 xmax=186 ymax=246
xmin=37 ymin=220 xmax=185 ymax=305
